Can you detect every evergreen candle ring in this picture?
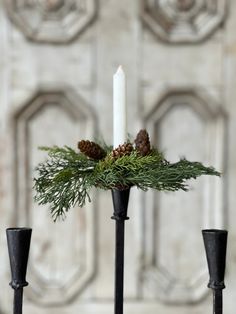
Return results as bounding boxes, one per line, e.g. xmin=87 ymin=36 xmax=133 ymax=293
xmin=33 ymin=129 xmax=220 ymax=221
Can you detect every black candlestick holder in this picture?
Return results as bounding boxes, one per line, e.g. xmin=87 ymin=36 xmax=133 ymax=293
xmin=111 ymin=187 xmax=130 ymax=314
xmin=6 ymin=228 xmax=32 ymax=314
xmin=5 ymin=217 xmax=229 ymax=314
xmin=202 ymin=229 xmax=228 ymax=314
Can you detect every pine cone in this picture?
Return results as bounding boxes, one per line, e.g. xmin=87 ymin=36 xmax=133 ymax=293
xmin=111 ymin=142 xmax=133 ymax=159
xmin=134 ymin=129 xmax=151 ymax=156
xmin=78 ymin=140 xmax=106 ymax=160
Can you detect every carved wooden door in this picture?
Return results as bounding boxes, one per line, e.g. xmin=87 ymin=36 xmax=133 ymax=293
xmin=0 ymin=0 xmax=234 ymax=313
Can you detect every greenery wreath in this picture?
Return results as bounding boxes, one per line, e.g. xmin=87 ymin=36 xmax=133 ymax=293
xmin=34 ymin=129 xmax=220 ymax=221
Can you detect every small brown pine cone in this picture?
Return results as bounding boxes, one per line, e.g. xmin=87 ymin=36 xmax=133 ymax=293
xmin=134 ymin=129 xmax=151 ymax=156
xmin=78 ymin=140 xmax=106 ymax=160
xmin=111 ymin=142 xmax=133 ymax=159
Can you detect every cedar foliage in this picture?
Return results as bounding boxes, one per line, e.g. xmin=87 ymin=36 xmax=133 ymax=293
xmin=34 ymin=132 xmax=220 ymax=221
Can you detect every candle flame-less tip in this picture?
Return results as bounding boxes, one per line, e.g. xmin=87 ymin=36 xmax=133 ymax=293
xmin=116 ymin=65 xmax=125 ymax=75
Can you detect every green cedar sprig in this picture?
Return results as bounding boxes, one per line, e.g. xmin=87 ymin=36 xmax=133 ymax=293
xmin=34 ymin=145 xmax=220 ymax=221
xmin=34 ymin=146 xmax=97 ymax=220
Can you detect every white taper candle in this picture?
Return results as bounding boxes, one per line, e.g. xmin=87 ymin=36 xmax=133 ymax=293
xmin=113 ymin=66 xmax=127 ymax=148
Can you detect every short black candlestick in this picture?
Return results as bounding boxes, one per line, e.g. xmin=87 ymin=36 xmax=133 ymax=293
xmin=6 ymin=228 xmax=32 ymax=314
xmin=202 ymin=229 xmax=228 ymax=314
xmin=111 ymin=188 xmax=130 ymax=314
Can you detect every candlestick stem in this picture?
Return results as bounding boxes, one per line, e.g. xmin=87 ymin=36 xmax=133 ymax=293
xmin=111 ymin=188 xmax=130 ymax=314
xmin=114 ymin=218 xmax=125 ymax=314
xmin=213 ymin=289 xmax=222 ymax=314
xmin=13 ymin=289 xmax=23 ymax=314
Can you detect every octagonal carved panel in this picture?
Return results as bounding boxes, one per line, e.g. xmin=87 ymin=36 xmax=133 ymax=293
xmin=4 ymin=0 xmax=97 ymax=43
xmin=141 ymin=89 xmax=226 ymax=303
xmin=13 ymin=88 xmax=97 ymax=305
xmin=141 ymin=0 xmax=227 ymax=43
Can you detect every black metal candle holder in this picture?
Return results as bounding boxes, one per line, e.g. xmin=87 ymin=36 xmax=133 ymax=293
xmin=202 ymin=229 xmax=228 ymax=314
xmin=5 ymin=223 xmax=228 ymax=314
xmin=6 ymin=228 xmax=32 ymax=314
xmin=111 ymin=188 xmax=130 ymax=314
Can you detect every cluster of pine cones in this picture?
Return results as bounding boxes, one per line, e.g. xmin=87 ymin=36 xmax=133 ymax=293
xmin=78 ymin=129 xmax=151 ymax=160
